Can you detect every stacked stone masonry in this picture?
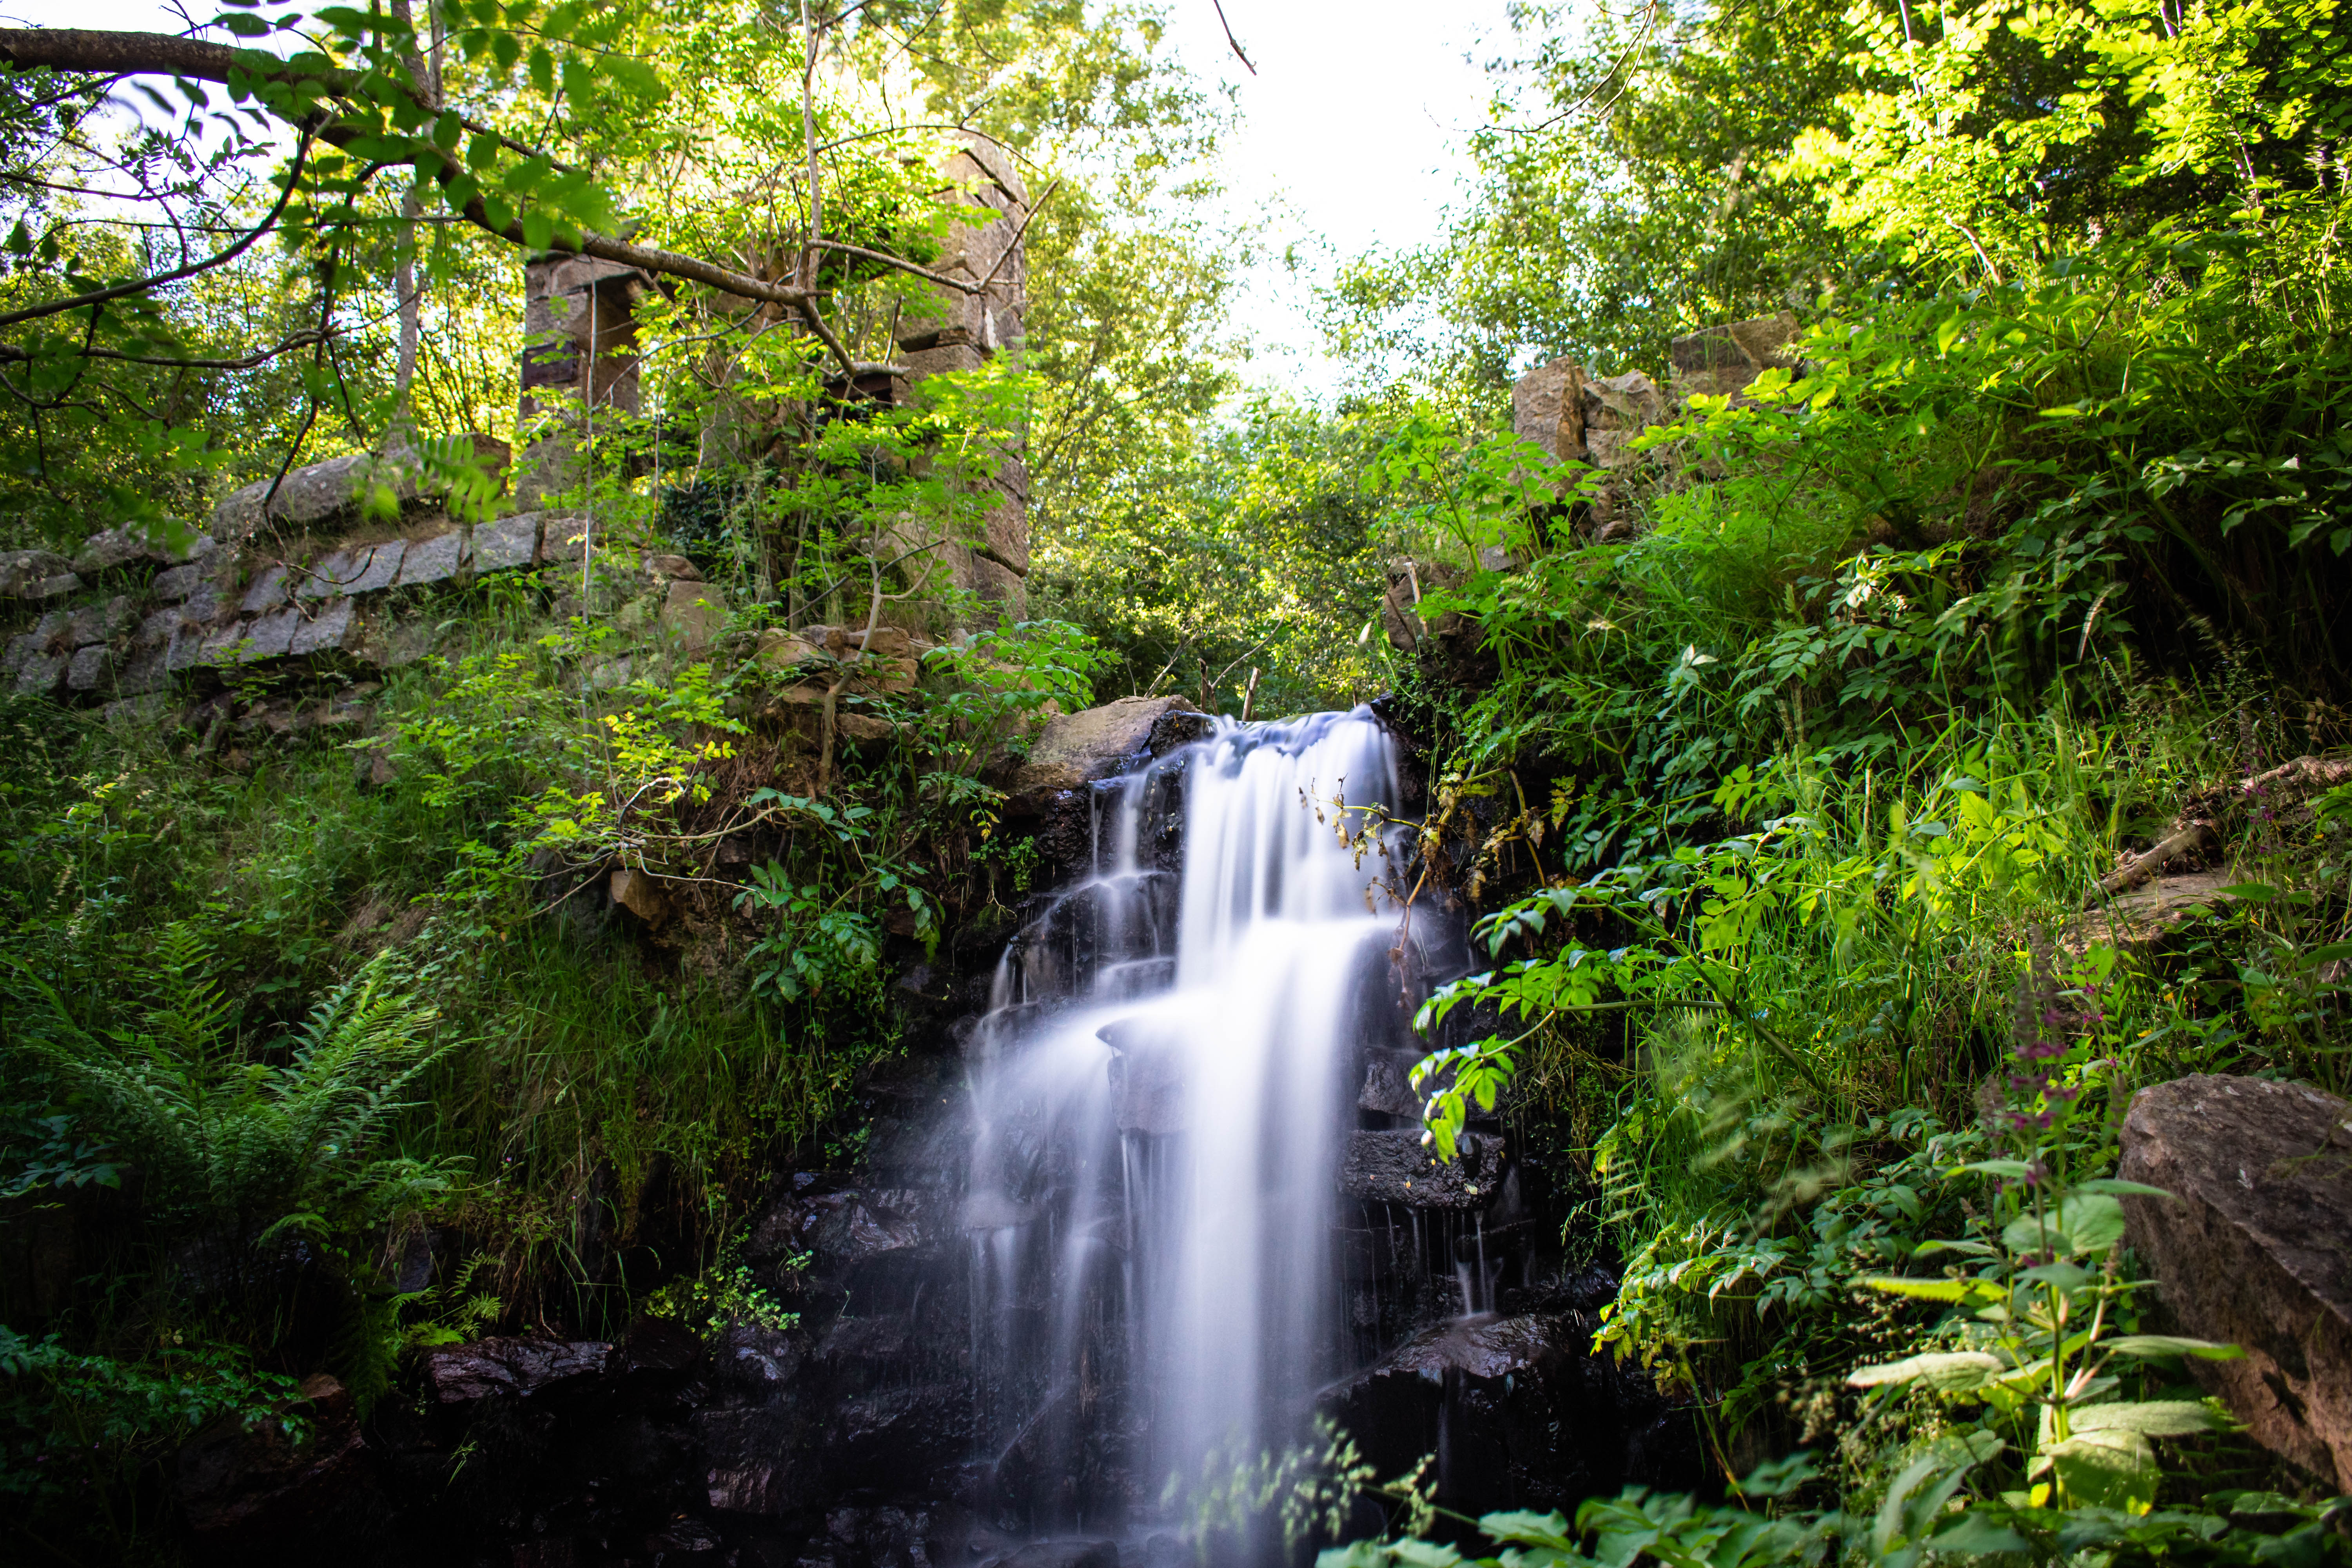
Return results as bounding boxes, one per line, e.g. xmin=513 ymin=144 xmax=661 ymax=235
xmin=2 ymin=481 xmax=606 ymax=703
xmin=891 ymin=134 xmax=1031 ymax=615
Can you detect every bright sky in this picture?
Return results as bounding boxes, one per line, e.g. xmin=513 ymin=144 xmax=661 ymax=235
xmin=1152 ymin=0 xmax=1520 ymax=393
xmin=2 ymin=0 xmax=1522 ymax=393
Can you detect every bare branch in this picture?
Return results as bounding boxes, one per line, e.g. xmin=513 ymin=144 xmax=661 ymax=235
xmin=0 ymin=327 xmax=331 ymax=369
xmin=0 ymin=129 xmax=313 ymax=330
xmin=1209 ymin=0 xmax=1257 ymax=74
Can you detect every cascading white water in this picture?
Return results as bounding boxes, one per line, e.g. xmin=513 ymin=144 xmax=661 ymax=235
xmin=964 ymin=708 xmax=1412 ymax=1532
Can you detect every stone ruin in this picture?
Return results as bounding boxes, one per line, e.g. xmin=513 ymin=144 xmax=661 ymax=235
xmin=1383 ymin=312 xmax=1802 ymax=652
xmin=0 ymin=134 xmax=1033 ymax=716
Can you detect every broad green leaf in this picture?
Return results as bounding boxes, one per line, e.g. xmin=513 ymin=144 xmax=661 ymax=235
xmin=2105 ymin=1335 xmax=2242 ymax=1361
xmin=1848 ymin=1350 xmax=2003 ymax=1390
xmin=1477 ymin=1511 xmax=1575 ymax=1552
xmin=1860 ymin=1274 xmax=1978 ymax=1301
xmin=2067 ymin=1400 xmax=2221 ymax=1437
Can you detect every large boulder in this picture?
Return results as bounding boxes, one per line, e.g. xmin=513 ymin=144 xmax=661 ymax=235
xmin=2120 ymin=1073 xmax=2352 ymax=1490
xmin=1004 ymin=694 xmax=1205 ymax=801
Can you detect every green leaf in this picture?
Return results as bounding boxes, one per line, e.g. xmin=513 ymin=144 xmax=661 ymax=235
xmin=1925 ymin=1512 xmax=2031 ymax=1555
xmin=1862 ymin=1274 xmax=1991 ymax=1303
xmin=1477 ymin=1511 xmax=1575 ymax=1552
xmin=2067 ymin=1399 xmax=2222 ymax=1437
xmin=2104 ymin=1334 xmax=2243 ymax=1361
xmin=2072 ymin=1178 xmax=2173 ymax=1198
xmin=2060 ymin=1193 xmax=2127 ymax=1254
xmin=1848 ymin=1350 xmax=2003 ymax=1390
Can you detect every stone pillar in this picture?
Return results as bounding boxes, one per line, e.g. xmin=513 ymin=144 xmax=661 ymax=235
xmin=893 ymin=134 xmax=1030 ymax=619
xmin=1511 ymin=355 xmax=1667 ymax=542
xmin=515 ymin=254 xmax=654 ymax=508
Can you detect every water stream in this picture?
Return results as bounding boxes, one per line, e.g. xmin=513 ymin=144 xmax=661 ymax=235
xmin=963 ymin=708 xmax=1419 ymax=1533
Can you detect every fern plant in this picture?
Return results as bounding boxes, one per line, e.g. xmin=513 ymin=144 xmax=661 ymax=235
xmin=7 ymin=925 xmax=463 ymax=1316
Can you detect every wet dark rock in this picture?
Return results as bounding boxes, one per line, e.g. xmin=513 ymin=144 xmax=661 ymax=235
xmin=1102 ymin=1017 xmax=1186 ymax=1135
xmin=624 ymin=1313 xmax=706 ymax=1374
xmin=1500 ymin=1262 xmax=1619 ymax=1315
xmin=175 ymin=1372 xmax=377 ymax=1549
xmin=695 ymin=1406 xmax=808 ymax=1514
xmin=1358 ymin=1054 xmax=1423 ymax=1119
xmin=709 ymin=1322 xmax=803 ymax=1391
xmin=987 ymin=1540 xmax=1118 ymax=1568
xmin=419 ymin=1336 xmax=618 ymax=1402
xmin=1339 ymin=1129 xmax=1503 ymax=1208
xmin=746 ymin=1187 xmax=931 ymax=1282
xmin=2120 ymin=1073 xmax=2352 ymax=1489
xmin=1321 ymin=1314 xmax=1666 ymax=1520
xmin=646 ymin=1516 xmax=724 ymax=1552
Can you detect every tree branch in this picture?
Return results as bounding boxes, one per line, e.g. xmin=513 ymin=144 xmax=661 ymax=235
xmin=0 ymin=128 xmax=313 ymax=330
xmin=0 ymin=28 xmax=572 ymax=172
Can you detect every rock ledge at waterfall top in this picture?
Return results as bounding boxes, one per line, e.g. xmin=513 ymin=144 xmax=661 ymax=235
xmin=1002 ymin=694 xmax=1207 ymax=804
xmin=2120 ymin=1073 xmax=2352 ymax=1490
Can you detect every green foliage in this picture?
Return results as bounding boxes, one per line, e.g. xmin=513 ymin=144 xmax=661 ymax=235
xmin=0 ymin=1325 xmax=305 ymax=1511
xmin=641 ymin=1230 xmax=804 ymax=1337
xmin=1034 ymin=398 xmax=1399 ymax=714
xmin=6 ymin=929 xmax=457 ymax=1278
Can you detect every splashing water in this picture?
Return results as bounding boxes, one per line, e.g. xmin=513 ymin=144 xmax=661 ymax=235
xmin=964 ymin=708 xmax=1416 ymax=1532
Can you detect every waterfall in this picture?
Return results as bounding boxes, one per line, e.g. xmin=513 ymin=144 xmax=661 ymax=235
xmin=964 ymin=707 xmax=1414 ymax=1533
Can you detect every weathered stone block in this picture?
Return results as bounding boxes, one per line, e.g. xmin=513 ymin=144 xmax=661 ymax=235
xmin=394 ymin=529 xmax=464 ymax=587
xmin=68 ymin=596 xmax=136 ymax=644
xmin=14 ymin=646 xmax=66 ymax=695
xmin=609 ymin=867 xmax=672 ymax=926
xmin=904 ymin=341 xmax=986 ymax=378
xmin=659 ymin=578 xmax=727 ymax=652
xmin=239 ymin=566 xmax=291 ymax=614
xmin=1668 ymin=312 xmax=1801 ymax=402
xmin=180 ymin=579 xmax=227 ymax=623
xmin=1581 ymin=371 xmax=1666 ymax=469
xmin=172 ymin=621 xmax=229 ymax=671
xmin=977 ymin=482 xmax=1029 ymax=576
xmin=0 ymin=549 xmax=74 ymax=597
xmin=1513 ymin=355 xmax=1588 ymax=464
xmin=65 ymin=644 xmax=111 ymax=692
xmin=289 ymin=598 xmax=358 ymax=657
xmin=71 ymin=526 xmax=150 ymax=574
xmin=212 ymin=452 xmax=410 ymax=541
xmin=239 ymin=607 xmax=303 ymax=662
xmin=151 ymin=562 xmax=209 ymax=601
xmin=471 ymin=512 xmax=542 ymax=573
xmin=1006 ymin=696 xmax=1201 ymax=799
xmin=298 ymin=541 xmax=399 ymax=599
xmin=757 ymin=628 xmax=826 ymax=669
xmin=0 ymin=632 xmax=33 ymax=683
xmin=113 ymin=643 xmax=171 ymax=696
xmin=967 ymin=550 xmax=1026 ymax=618
xmin=535 ymin=511 xmax=596 ymax=567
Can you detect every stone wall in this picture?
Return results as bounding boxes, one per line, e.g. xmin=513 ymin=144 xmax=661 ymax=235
xmin=1 ymin=476 xmax=587 ymax=708
xmin=889 ymin=133 xmax=1032 ymax=618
